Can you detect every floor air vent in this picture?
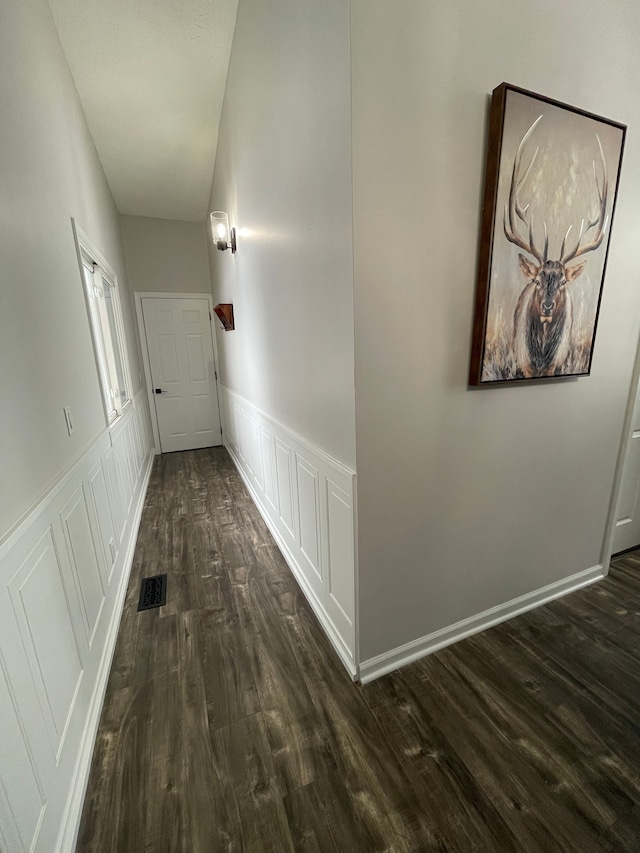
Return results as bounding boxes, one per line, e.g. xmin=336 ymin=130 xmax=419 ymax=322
xmin=137 ymin=574 xmax=167 ymax=611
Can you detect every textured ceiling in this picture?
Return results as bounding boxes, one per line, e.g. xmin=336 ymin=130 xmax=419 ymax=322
xmin=48 ymin=0 xmax=238 ymax=221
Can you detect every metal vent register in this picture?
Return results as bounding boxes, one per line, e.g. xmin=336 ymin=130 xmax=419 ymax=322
xmin=137 ymin=574 xmax=167 ymax=611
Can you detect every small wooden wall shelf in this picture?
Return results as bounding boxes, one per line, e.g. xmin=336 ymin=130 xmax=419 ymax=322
xmin=213 ymin=303 xmax=234 ymax=331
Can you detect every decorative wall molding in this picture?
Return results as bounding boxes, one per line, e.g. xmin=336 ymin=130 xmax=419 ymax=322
xmin=0 ymin=391 xmax=154 ymax=853
xmin=219 ymin=385 xmax=358 ymax=678
xmin=359 ymin=564 xmax=605 ymax=684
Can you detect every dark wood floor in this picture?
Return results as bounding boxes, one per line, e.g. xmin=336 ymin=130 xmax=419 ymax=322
xmin=77 ymin=447 xmax=640 ymax=852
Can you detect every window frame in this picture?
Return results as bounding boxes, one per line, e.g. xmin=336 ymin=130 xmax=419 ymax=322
xmin=73 ymin=221 xmax=133 ymax=428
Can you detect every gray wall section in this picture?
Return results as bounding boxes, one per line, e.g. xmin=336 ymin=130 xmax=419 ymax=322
xmin=0 ymin=0 xmax=142 ymax=539
xmin=351 ymin=0 xmax=640 ymax=660
xmin=120 ymin=215 xmax=211 ymax=295
xmin=206 ymin=0 xmax=356 ymax=469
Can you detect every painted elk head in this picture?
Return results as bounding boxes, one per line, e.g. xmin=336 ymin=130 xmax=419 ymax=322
xmin=504 ymin=116 xmax=609 ymax=377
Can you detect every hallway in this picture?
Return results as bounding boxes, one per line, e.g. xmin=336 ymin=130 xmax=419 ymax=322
xmin=77 ymin=449 xmax=640 ymax=852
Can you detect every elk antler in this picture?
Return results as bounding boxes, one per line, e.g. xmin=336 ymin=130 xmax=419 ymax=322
xmin=560 ymin=134 xmax=609 ymax=264
xmin=503 ymin=115 xmax=547 ymax=265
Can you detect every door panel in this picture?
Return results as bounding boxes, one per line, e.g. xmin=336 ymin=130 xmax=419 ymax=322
xmin=186 ymin=335 xmax=206 ymax=380
xmin=163 ymin=397 xmax=187 ymax=438
xmin=142 ymin=297 xmax=221 ymax=453
xmin=193 ymin=394 xmax=214 ymax=433
xmin=158 ymin=334 xmax=180 ymax=382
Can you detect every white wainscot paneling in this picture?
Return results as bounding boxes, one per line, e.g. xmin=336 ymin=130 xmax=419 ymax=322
xmin=261 ymin=426 xmax=278 ymax=513
xmin=239 ymin=407 xmax=250 ymax=468
xmin=325 ymin=479 xmax=355 ymax=643
xmin=104 ymin=449 xmax=122 ymax=544
xmin=124 ymin=421 xmax=137 ymax=494
xmin=0 ymin=656 xmax=46 ymax=853
xmin=275 ymin=439 xmax=296 ymax=539
xmin=296 ymin=456 xmax=322 ymax=589
xmin=9 ymin=527 xmax=83 ymax=758
xmin=87 ymin=459 xmax=117 ymax=580
xmin=0 ymin=392 xmax=154 ymax=853
xmin=251 ymin=419 xmax=263 ymax=490
xmin=60 ymin=487 xmax=106 ymax=648
xmin=220 ymin=386 xmax=357 ymax=678
xmin=115 ymin=437 xmax=129 ymax=508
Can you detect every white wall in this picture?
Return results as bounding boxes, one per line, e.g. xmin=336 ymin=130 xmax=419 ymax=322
xmin=0 ymin=0 xmax=143 ymax=541
xmin=206 ymin=0 xmax=356 ymax=469
xmin=0 ymin=3 xmax=155 ymax=850
xmin=351 ymin=0 xmax=640 ymax=663
xmin=120 ymin=215 xmax=211 ymax=294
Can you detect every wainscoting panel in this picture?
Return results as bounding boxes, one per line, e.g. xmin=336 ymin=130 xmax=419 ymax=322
xmin=8 ymin=525 xmax=84 ymax=758
xmin=87 ymin=459 xmax=116 ymax=583
xmin=326 ymin=479 xmax=355 ymax=637
xmin=275 ymin=439 xmax=296 ymax=540
xmin=251 ymin=419 xmax=263 ymax=491
xmin=0 ymin=391 xmax=154 ymax=853
xmin=104 ymin=445 xmax=126 ymax=547
xmin=60 ymin=486 xmax=106 ymax=648
xmin=239 ymin=407 xmax=250 ymax=468
xmin=261 ymin=426 xmax=278 ymax=513
xmin=0 ymin=656 xmax=46 ymax=853
xmin=296 ymin=455 xmax=322 ymax=586
xmin=220 ymin=386 xmax=357 ymax=677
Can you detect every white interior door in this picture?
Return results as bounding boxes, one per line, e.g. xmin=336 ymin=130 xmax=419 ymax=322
xmin=141 ymin=297 xmax=222 ymax=453
xmin=613 ymin=378 xmax=640 ymax=554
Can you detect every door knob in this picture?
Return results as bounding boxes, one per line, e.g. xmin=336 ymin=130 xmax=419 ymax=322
xmin=154 ymin=388 xmax=163 ymax=394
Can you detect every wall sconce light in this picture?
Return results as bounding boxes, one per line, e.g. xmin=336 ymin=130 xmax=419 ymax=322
xmin=210 ymin=211 xmax=237 ymax=253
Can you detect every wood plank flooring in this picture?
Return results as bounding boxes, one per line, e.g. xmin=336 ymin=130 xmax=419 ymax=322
xmin=77 ymin=447 xmax=640 ymax=852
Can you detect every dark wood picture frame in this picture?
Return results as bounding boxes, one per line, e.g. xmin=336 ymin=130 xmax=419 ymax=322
xmin=469 ymin=83 xmax=626 ymax=386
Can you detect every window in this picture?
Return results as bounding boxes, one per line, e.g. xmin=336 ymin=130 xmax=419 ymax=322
xmin=80 ymin=249 xmax=131 ymax=424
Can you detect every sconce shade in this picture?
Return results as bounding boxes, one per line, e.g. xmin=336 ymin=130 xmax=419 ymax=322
xmin=210 ymin=211 xmax=236 ymax=253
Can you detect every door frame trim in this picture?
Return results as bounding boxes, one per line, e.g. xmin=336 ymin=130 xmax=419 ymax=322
xmin=603 ymin=332 xmax=640 ymax=569
xmin=133 ymin=291 xmax=222 ymax=455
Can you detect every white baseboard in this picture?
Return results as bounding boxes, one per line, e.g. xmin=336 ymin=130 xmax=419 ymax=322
xmin=359 ymin=564 xmax=605 ymax=684
xmin=55 ymin=450 xmax=153 ymax=853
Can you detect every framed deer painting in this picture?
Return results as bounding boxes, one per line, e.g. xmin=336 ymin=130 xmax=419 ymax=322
xmin=469 ymin=83 xmax=625 ymax=385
